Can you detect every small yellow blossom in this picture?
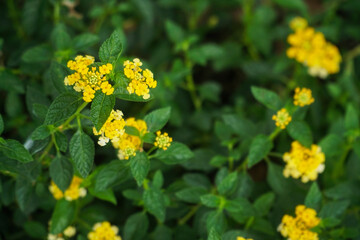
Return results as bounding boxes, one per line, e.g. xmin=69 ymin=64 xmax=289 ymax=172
xmin=278 ymin=205 xmax=320 ymax=240
xmin=49 ymin=176 xmax=87 ymax=201
xmin=237 ymin=237 xmax=253 ymax=240
xmin=283 ymin=141 xmax=325 ymax=183
xmin=112 ymin=118 xmax=148 ymax=160
xmin=47 ymin=233 xmax=64 ymax=240
xmin=88 ymin=221 xmax=121 ymax=240
xmin=154 ymin=131 xmax=173 ymax=150
xmin=63 ymin=226 xmax=76 ymax=237
xmin=124 ymin=58 xmax=157 ymax=99
xmin=272 ymin=108 xmax=292 ymax=129
xmin=93 ymin=110 xmax=126 ymax=146
xmin=65 ymin=55 xmax=114 ymax=102
xmin=286 ymin=23 xmax=341 ymax=78
xmin=293 ymin=87 xmax=315 ymax=107
xmin=289 ymin=17 xmax=308 ymax=31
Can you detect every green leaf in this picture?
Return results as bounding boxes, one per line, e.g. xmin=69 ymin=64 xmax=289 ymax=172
xmin=0 ymin=114 xmax=3 ymax=135
xmin=224 ymin=198 xmax=254 ymax=215
xmin=73 ymin=33 xmax=99 ymax=51
xmin=319 ymin=200 xmax=350 ymax=218
xmin=143 ymin=186 xmax=166 ymax=222
xmin=99 ymin=29 xmax=123 ymax=63
xmin=69 ymin=130 xmax=94 ymax=178
xmin=95 ymin=160 xmax=130 ymax=191
xmin=165 ymin=20 xmax=185 ymax=44
xmin=319 ymin=134 xmax=344 ymax=157
xmin=248 ymin=135 xmax=273 ymax=168
xmin=124 ymin=212 xmax=149 ymax=240
xmin=345 ymin=104 xmax=359 ymax=130
xmin=206 ymin=211 xmax=227 ymax=234
xmin=0 ymin=70 xmax=25 ymax=93
xmin=51 ymin=24 xmax=71 ymax=50
xmin=49 ymin=155 xmax=73 ymax=192
xmin=24 ymin=221 xmax=47 ymax=239
xmin=125 ymin=126 xmax=140 ymax=137
xmin=222 ymin=114 xmax=256 ymax=139
xmin=143 ymin=132 xmax=155 ymax=143
xmin=44 ymin=93 xmax=82 ymax=126
xmin=208 ymin=227 xmax=221 ymax=240
xmin=210 ymin=155 xmax=228 ymax=168
xmin=251 ymin=86 xmax=282 ymax=110
xmin=287 ymin=120 xmax=313 ymax=147
xmin=144 ymin=107 xmax=171 ymax=132
xmin=130 ymin=152 xmax=150 ymax=186
xmin=253 ymin=192 xmax=275 ymax=216
xmin=22 ymin=45 xmax=52 ymax=63
xmin=267 ymin=162 xmax=294 ymax=195
xmin=217 ymin=172 xmax=238 ymax=196
xmin=152 ymin=170 xmax=164 ymax=189
xmin=50 ymin=61 xmax=69 ymax=93
xmin=88 ymin=187 xmax=117 ymax=205
xmin=183 ymin=173 xmax=211 ymax=189
xmin=176 ymin=187 xmax=208 ymax=203
xmin=155 ymin=142 xmax=193 ymax=165
xmin=305 ymin=182 xmax=322 ymax=211
xmin=90 ymin=91 xmax=115 ymax=131
xmin=50 ymin=199 xmax=76 ymax=234
xmin=15 ymin=177 xmax=35 ymax=213
xmin=200 ymin=194 xmax=221 ymax=208
xmin=273 ymin=0 xmax=307 ymax=14
xmin=0 ymin=139 xmax=33 ymax=163
xmin=55 ymin=131 xmax=68 ymax=152
xmin=31 ymin=125 xmax=50 ymax=140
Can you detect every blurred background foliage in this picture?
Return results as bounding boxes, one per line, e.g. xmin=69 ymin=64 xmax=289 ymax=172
xmin=1 ymin=0 xmax=360 ymax=239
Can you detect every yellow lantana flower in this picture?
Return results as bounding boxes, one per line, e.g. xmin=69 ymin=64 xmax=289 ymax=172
xmin=293 ymin=87 xmax=315 ymax=107
xmin=289 ymin=17 xmax=308 ymax=31
xmin=154 ymin=131 xmax=173 ymax=150
xmin=64 ymin=55 xmax=114 ymax=102
xmin=278 ymin=205 xmax=320 ymax=240
xmin=283 ymin=141 xmax=325 ymax=183
xmin=272 ymin=108 xmax=291 ymax=129
xmin=93 ymin=110 xmax=126 ymax=146
xmin=49 ymin=176 xmax=86 ymax=201
xmin=124 ymin=58 xmax=157 ymax=99
xmin=112 ymin=117 xmax=148 ymax=160
xmin=88 ymin=221 xmax=121 ymax=240
xmin=237 ymin=237 xmax=253 ymax=240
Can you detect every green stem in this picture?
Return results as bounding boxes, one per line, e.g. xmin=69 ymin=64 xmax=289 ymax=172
xmin=184 ymin=56 xmax=202 ymax=111
xmin=76 ymin=218 xmax=92 ymax=231
xmin=268 ymin=152 xmax=283 ymax=159
xmin=6 ymin=0 xmax=25 ymax=38
xmin=147 ymin=146 xmax=157 ymax=156
xmin=268 ymin=127 xmax=282 ymax=141
xmin=57 ymin=102 xmax=88 ymax=131
xmin=178 ymin=204 xmax=200 ymax=225
xmin=39 ymin=141 xmax=54 ymax=162
xmin=228 ymin=157 xmax=234 ymax=171
xmin=54 ymin=0 xmax=60 ymax=24
xmin=332 ymin=144 xmax=352 ymax=180
xmin=51 ymin=133 xmax=60 ymax=154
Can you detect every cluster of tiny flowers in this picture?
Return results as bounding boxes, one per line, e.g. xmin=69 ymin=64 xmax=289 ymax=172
xmin=93 ymin=110 xmax=126 ymax=146
xmin=293 ymin=87 xmax=315 ymax=107
xmin=47 ymin=226 xmax=76 ymax=240
xmin=64 ymin=55 xmax=114 ymax=102
xmin=154 ymin=131 xmax=173 ymax=150
xmin=278 ymin=205 xmax=321 ymax=240
xmin=283 ymin=141 xmax=325 ymax=183
xmin=112 ymin=118 xmax=148 ymax=160
xmin=237 ymin=237 xmax=253 ymax=240
xmin=49 ymin=176 xmax=86 ymax=201
xmin=287 ymin=17 xmax=341 ymax=78
xmin=124 ymin=58 xmax=157 ymax=99
xmin=272 ymin=108 xmax=292 ymax=129
xmin=88 ymin=222 xmax=121 ymax=240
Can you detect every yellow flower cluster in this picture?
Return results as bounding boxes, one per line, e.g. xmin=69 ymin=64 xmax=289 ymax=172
xmin=93 ymin=110 xmax=126 ymax=146
xmin=47 ymin=226 xmax=76 ymax=240
xmin=278 ymin=205 xmax=321 ymax=240
xmin=272 ymin=108 xmax=292 ymax=129
xmin=124 ymin=58 xmax=157 ymax=99
xmin=293 ymin=87 xmax=315 ymax=107
xmin=237 ymin=237 xmax=253 ymax=240
xmin=287 ymin=17 xmax=341 ymax=78
xmin=88 ymin=221 xmax=121 ymax=240
xmin=65 ymin=55 xmax=114 ymax=102
xmin=154 ymin=131 xmax=173 ymax=150
xmin=49 ymin=176 xmax=87 ymax=201
xmin=112 ymin=118 xmax=148 ymax=160
xmin=283 ymin=141 xmax=325 ymax=183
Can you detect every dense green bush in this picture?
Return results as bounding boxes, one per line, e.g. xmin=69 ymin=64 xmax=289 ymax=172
xmin=1 ymin=0 xmax=360 ymax=239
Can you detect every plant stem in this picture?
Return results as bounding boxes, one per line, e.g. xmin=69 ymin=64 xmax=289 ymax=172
xmin=57 ymin=102 xmax=88 ymax=131
xmin=39 ymin=141 xmax=54 ymax=162
xmin=268 ymin=127 xmax=281 ymax=141
xmin=178 ymin=204 xmax=200 ymax=225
